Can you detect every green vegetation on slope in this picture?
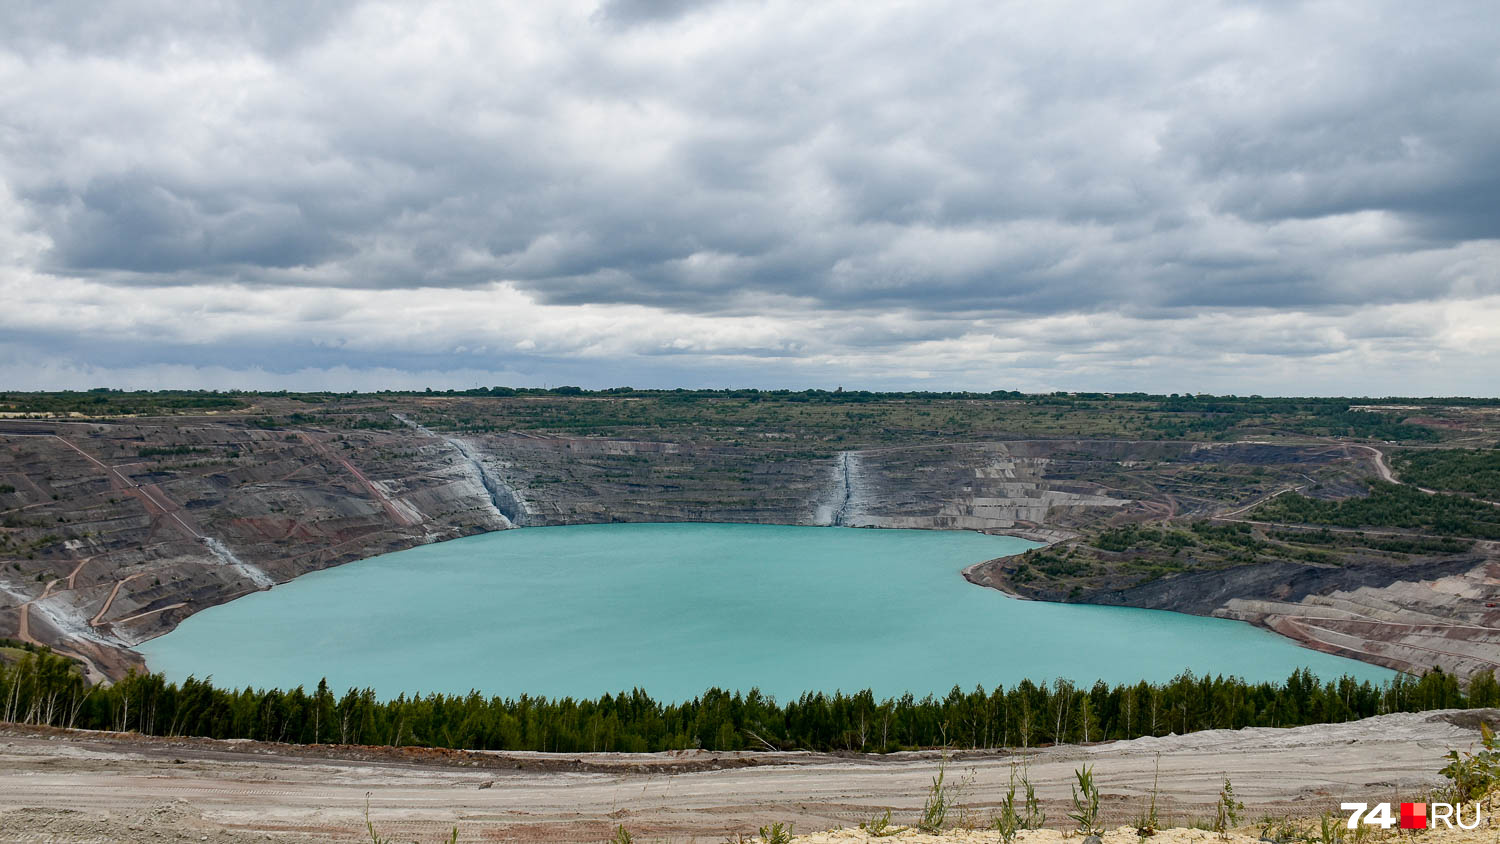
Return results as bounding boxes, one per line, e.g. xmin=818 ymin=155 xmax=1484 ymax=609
xmin=1251 ymin=482 xmax=1500 ymax=539
xmin=1393 ymin=448 xmax=1500 ymax=499
xmin=392 ymin=392 xmax=1450 ymax=445
xmin=1004 ymin=484 xmax=1491 ymax=598
xmin=2 ymin=650 xmax=1494 ymax=753
xmin=136 ymin=445 xmax=208 ymax=458
xmin=1009 ymin=520 xmax=1356 ymax=591
xmin=1142 ymin=397 xmax=1440 ymax=441
xmin=0 ymin=389 xmax=242 ymax=417
xmin=1 ymin=390 xmax=1470 ymax=446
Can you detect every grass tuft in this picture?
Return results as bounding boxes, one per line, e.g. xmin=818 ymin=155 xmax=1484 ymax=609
xmin=860 ymin=808 xmax=899 ymax=837
xmin=758 ymin=821 xmax=793 ymax=843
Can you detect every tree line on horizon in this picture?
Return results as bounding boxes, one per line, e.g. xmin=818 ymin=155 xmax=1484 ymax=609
xmin=2 ymin=650 xmax=1494 ymax=754
xmin=6 ymin=388 xmax=1471 ymax=443
xmin=16 ymin=387 xmax=1500 ymax=403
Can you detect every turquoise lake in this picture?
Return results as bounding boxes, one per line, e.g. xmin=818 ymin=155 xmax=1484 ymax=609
xmin=139 ymin=523 xmax=1393 ymax=701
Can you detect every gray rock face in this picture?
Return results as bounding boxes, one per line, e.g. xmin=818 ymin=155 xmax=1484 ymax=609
xmin=835 ymin=442 xmax=1129 ymax=531
xmin=391 ymin=413 xmax=527 ymax=526
xmin=816 ymin=451 xmax=861 ymax=526
xmin=201 ymin=537 xmax=274 ymax=589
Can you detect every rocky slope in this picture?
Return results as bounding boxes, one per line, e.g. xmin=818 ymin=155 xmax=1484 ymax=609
xmin=0 ymin=396 xmax=1493 ymax=682
xmin=968 ymin=552 xmax=1500 ymax=679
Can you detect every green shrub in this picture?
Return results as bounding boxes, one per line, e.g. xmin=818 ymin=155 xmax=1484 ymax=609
xmin=1440 ymin=722 xmax=1499 ymax=801
xmin=758 ymin=821 xmax=793 ymax=844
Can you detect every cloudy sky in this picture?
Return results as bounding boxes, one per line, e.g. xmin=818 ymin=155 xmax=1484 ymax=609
xmin=2 ymin=0 xmax=1497 ymax=395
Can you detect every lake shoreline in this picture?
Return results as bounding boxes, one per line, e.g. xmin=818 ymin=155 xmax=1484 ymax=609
xmin=139 ymin=522 xmax=1390 ymax=702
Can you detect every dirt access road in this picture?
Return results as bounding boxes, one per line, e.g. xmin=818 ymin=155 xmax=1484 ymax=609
xmin=1 ymin=709 xmax=1493 ymax=843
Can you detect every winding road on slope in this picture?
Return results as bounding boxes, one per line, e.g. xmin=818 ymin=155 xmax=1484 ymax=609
xmin=1348 ymin=442 xmax=1499 ymax=506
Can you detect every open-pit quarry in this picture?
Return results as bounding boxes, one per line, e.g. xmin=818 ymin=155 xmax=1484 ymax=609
xmin=2 ymin=394 xmax=1497 ymax=685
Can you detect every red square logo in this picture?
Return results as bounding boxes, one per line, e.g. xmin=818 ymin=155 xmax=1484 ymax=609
xmin=1400 ymin=802 xmax=1427 ymax=830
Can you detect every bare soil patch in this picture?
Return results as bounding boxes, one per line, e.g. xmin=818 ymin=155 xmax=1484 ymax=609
xmin=1 ymin=709 xmax=1493 ymax=842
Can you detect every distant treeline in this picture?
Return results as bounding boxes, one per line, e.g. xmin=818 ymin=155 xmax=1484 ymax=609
xmin=5 ymin=388 xmax=1469 ymax=442
xmin=3 ymin=651 xmax=1495 ymax=753
xmin=1141 ymin=400 xmax=1439 ymax=442
xmin=8 ymin=387 xmax=1500 ymax=406
xmin=0 ymin=389 xmax=241 ymax=416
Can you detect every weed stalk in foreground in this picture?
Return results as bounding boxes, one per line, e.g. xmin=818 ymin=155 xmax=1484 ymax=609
xmin=1022 ymin=762 xmax=1046 ymax=831
xmin=1214 ymin=777 xmax=1244 ymax=839
xmin=1135 ymin=754 xmax=1161 ymax=839
xmin=1317 ymin=811 xmax=1339 ymax=844
xmin=1069 ymin=764 xmax=1103 ymax=836
xmin=994 ymin=763 xmax=1022 ymax=844
xmin=917 ymin=752 xmax=953 ymax=832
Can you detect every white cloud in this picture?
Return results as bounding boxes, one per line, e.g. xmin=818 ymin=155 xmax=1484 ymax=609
xmin=1 ymin=0 xmax=1497 ymax=394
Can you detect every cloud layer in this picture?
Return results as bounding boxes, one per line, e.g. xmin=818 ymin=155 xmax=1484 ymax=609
xmin=2 ymin=0 xmax=1497 ymax=394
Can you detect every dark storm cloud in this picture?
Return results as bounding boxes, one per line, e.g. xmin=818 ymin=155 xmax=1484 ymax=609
xmin=5 ymin=0 xmax=1495 ymax=314
xmin=53 ymin=175 xmax=345 ymax=273
xmin=595 ymin=0 xmax=727 ymax=27
xmin=1164 ymin=36 xmax=1500 ymax=241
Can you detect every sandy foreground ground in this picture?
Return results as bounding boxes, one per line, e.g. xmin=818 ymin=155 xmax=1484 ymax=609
xmin=0 ymin=709 xmax=1495 ymax=843
xmin=792 ymin=815 xmax=1500 ymax=844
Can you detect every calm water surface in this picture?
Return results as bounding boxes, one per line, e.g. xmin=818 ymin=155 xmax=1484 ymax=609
xmin=140 ymin=523 xmax=1392 ymax=700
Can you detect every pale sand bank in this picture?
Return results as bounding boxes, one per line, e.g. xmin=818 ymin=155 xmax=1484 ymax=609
xmin=0 ymin=709 xmax=1494 ymax=842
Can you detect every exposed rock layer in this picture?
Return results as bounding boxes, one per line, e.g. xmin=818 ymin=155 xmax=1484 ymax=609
xmin=1 ymin=409 xmax=1490 ymax=682
xmin=966 ymin=549 xmax=1500 ymax=678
